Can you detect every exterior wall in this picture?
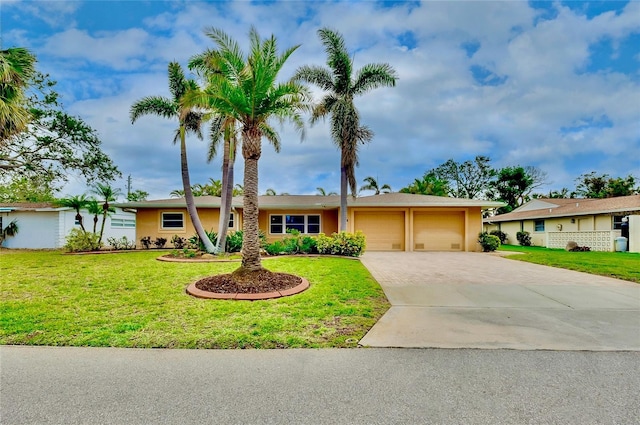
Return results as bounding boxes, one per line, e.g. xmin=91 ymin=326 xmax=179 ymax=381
xmin=1 ymin=211 xmax=58 ymax=248
xmin=136 ymin=208 xmax=225 ymax=244
xmin=259 ymin=209 xmax=338 ymax=243
xmin=629 ymin=215 xmax=640 ymax=253
xmin=548 ymin=230 xmax=620 ymax=252
xmin=1 ymin=208 xmax=135 ymax=249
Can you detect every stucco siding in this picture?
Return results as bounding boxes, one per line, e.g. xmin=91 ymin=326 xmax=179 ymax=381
xmin=1 ymin=211 xmax=58 ymax=248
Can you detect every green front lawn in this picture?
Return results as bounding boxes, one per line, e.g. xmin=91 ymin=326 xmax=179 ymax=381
xmin=499 ymin=245 xmax=640 ymax=283
xmin=0 ymin=250 xmax=390 ymax=348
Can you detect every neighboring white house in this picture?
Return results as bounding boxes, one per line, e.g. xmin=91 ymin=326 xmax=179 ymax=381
xmin=0 ymin=203 xmax=136 ymax=249
xmin=483 ymin=195 xmax=640 ymax=252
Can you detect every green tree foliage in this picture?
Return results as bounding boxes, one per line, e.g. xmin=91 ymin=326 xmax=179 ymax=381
xmin=0 ymin=175 xmax=56 ymax=202
xmin=56 ymin=194 xmax=89 ymax=233
xmin=430 ymin=156 xmax=496 ymax=199
xmin=317 ymin=187 xmax=338 ymax=196
xmin=400 ymin=172 xmax=450 ymax=196
xmin=130 ymin=61 xmax=215 ymax=253
xmin=293 ymin=28 xmax=397 ymax=231
xmin=1 ymin=71 xmax=120 ymax=185
xmin=91 ymin=182 xmax=121 ymax=244
xmin=0 ymin=219 xmax=19 ymax=246
xmin=490 ymin=166 xmax=541 ymax=213
xmin=182 ymin=27 xmax=309 ymax=274
xmin=574 ymin=172 xmax=638 ymax=198
xmin=1 ymin=47 xmax=36 ymax=141
xmin=126 ymin=189 xmax=148 ymax=202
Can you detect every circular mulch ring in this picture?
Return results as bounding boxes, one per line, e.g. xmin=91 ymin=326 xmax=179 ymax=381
xmin=186 ymin=270 xmax=310 ymax=300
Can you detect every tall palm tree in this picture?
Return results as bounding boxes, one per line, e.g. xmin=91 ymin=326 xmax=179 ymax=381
xmin=91 ymin=183 xmax=121 ymax=244
xmin=130 ymin=62 xmax=215 ymax=253
xmin=56 ymin=195 xmax=89 ymax=232
xmin=183 ymin=27 xmax=309 ymax=275
xmin=293 ymin=28 xmax=397 ymax=231
xmin=316 ymin=187 xmax=338 ymax=196
xmin=360 ymin=176 xmax=391 ymax=195
xmin=0 ymin=47 xmax=36 ymax=142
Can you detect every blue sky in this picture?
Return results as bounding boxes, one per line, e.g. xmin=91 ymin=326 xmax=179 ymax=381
xmin=2 ymin=0 xmax=639 ymax=199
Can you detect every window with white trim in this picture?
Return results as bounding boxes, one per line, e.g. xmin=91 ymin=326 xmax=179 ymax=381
xmin=269 ymin=214 xmax=321 ymax=234
xmin=111 ymin=218 xmax=136 ymax=228
xmin=161 ymin=212 xmax=184 ymax=229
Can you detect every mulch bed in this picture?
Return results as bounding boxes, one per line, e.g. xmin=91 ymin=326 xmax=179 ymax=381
xmin=194 ymin=269 xmax=302 ymax=294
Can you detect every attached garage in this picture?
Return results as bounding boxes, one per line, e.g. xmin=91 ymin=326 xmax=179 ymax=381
xmin=413 ymin=211 xmax=465 ymax=251
xmin=354 ymin=211 xmax=405 ymax=251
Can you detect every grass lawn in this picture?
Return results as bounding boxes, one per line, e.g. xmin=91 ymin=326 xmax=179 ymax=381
xmin=499 ymin=245 xmax=640 ymax=283
xmin=0 ymin=250 xmax=390 ymax=348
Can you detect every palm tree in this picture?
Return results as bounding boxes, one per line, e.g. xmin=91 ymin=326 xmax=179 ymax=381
xmin=86 ymin=199 xmax=102 ymax=234
xmin=359 ymin=176 xmax=391 ymax=195
xmin=293 ymin=28 xmax=397 ymax=231
xmin=183 ymin=27 xmax=308 ymax=275
xmin=91 ymin=183 xmax=121 ymax=244
xmin=130 ymin=62 xmax=215 ymax=253
xmin=264 ymin=188 xmax=277 ymax=196
xmin=0 ymin=219 xmax=18 ymax=246
xmin=56 ymin=195 xmax=90 ymax=232
xmin=316 ymin=187 xmax=338 ymax=196
xmin=0 ymin=47 xmax=36 ymax=142
xmin=169 ymin=189 xmax=185 ymax=198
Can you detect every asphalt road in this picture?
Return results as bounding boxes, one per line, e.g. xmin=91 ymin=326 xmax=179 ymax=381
xmin=2 ymin=346 xmax=639 ymax=424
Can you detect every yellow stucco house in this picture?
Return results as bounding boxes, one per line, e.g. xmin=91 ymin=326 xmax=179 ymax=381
xmin=483 ymin=195 xmax=640 ymax=252
xmin=119 ymin=193 xmax=503 ymax=252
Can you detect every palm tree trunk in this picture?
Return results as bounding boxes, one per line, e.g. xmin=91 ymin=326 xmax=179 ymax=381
xmin=98 ymin=207 xmax=108 ymax=244
xmin=238 ymin=128 xmax=263 ymax=273
xmin=240 ymin=156 xmax=262 ymax=271
xmin=340 ymin=165 xmax=348 ymax=231
xmin=180 ymin=125 xmax=216 ymax=253
xmin=215 ymin=138 xmax=233 ymax=253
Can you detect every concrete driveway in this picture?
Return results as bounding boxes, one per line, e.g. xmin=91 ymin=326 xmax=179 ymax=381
xmin=359 ymin=252 xmax=640 ymax=350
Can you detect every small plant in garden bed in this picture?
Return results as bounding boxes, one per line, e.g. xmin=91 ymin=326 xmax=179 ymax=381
xmin=516 ymin=231 xmax=532 ymax=246
xmin=154 ymin=237 xmax=167 ymax=248
xmin=140 ymin=236 xmax=152 ymax=249
xmin=171 ymin=235 xmax=187 ymax=249
xmin=107 ymin=236 xmax=136 ymax=250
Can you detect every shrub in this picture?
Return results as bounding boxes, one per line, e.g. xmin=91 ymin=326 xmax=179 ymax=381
xmin=154 ymin=237 xmax=167 ymax=248
xmin=225 ymin=230 xmax=267 ymax=253
xmin=171 ymin=235 xmax=186 ymax=249
xmin=265 ymin=240 xmax=286 ymax=255
xmin=489 ymin=230 xmax=508 ymax=245
xmin=188 ymin=229 xmax=217 ymax=251
xmin=316 ymin=231 xmax=366 ymax=257
xmin=516 ymin=231 xmax=531 ymax=246
xmin=140 ymin=236 xmax=152 ymax=249
xmin=569 ymin=245 xmax=591 ymax=252
xmin=107 ymin=236 xmax=135 ymax=250
xmin=65 ymin=229 xmax=102 ymax=252
xmin=478 ymin=232 xmax=500 ymax=252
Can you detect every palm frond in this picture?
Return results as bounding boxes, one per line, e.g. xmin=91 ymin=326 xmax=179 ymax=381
xmin=352 ymin=62 xmax=398 ymax=96
xmin=129 ymin=96 xmax=176 ymax=123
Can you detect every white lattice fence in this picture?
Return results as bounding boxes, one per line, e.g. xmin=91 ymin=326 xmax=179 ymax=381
xmin=547 ymin=231 xmax=618 ymax=252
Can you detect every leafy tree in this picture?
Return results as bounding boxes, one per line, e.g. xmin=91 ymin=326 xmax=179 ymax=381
xmin=130 ymin=61 xmax=215 ymax=253
xmin=430 ymin=156 xmax=495 ymax=199
xmin=182 ymin=27 xmax=308 ymax=274
xmin=1 ymin=47 xmax=36 ymax=141
xmin=574 ymin=172 xmax=638 ymax=198
xmin=1 ymin=71 xmax=120 ymax=185
xmin=56 ymin=194 xmax=89 ymax=233
xmin=126 ymin=189 xmax=148 ymax=202
xmin=360 ymin=176 xmax=391 ymax=195
xmin=491 ymin=166 xmax=536 ymax=213
xmin=0 ymin=175 xmax=57 ymax=202
xmin=400 ymin=172 xmax=449 ymax=196
xmin=316 ymin=187 xmax=338 ymax=196
xmin=293 ymin=28 xmax=397 ymax=231
xmin=91 ymin=182 xmax=121 ymax=244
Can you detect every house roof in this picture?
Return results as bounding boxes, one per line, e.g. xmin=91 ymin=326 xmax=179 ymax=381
xmin=484 ymin=195 xmax=640 ymax=223
xmin=117 ymin=193 xmax=504 ymax=210
xmin=0 ymin=202 xmax=66 ymax=212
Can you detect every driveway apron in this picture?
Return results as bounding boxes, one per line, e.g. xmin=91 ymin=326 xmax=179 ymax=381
xmin=359 ymin=252 xmax=640 ymax=350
